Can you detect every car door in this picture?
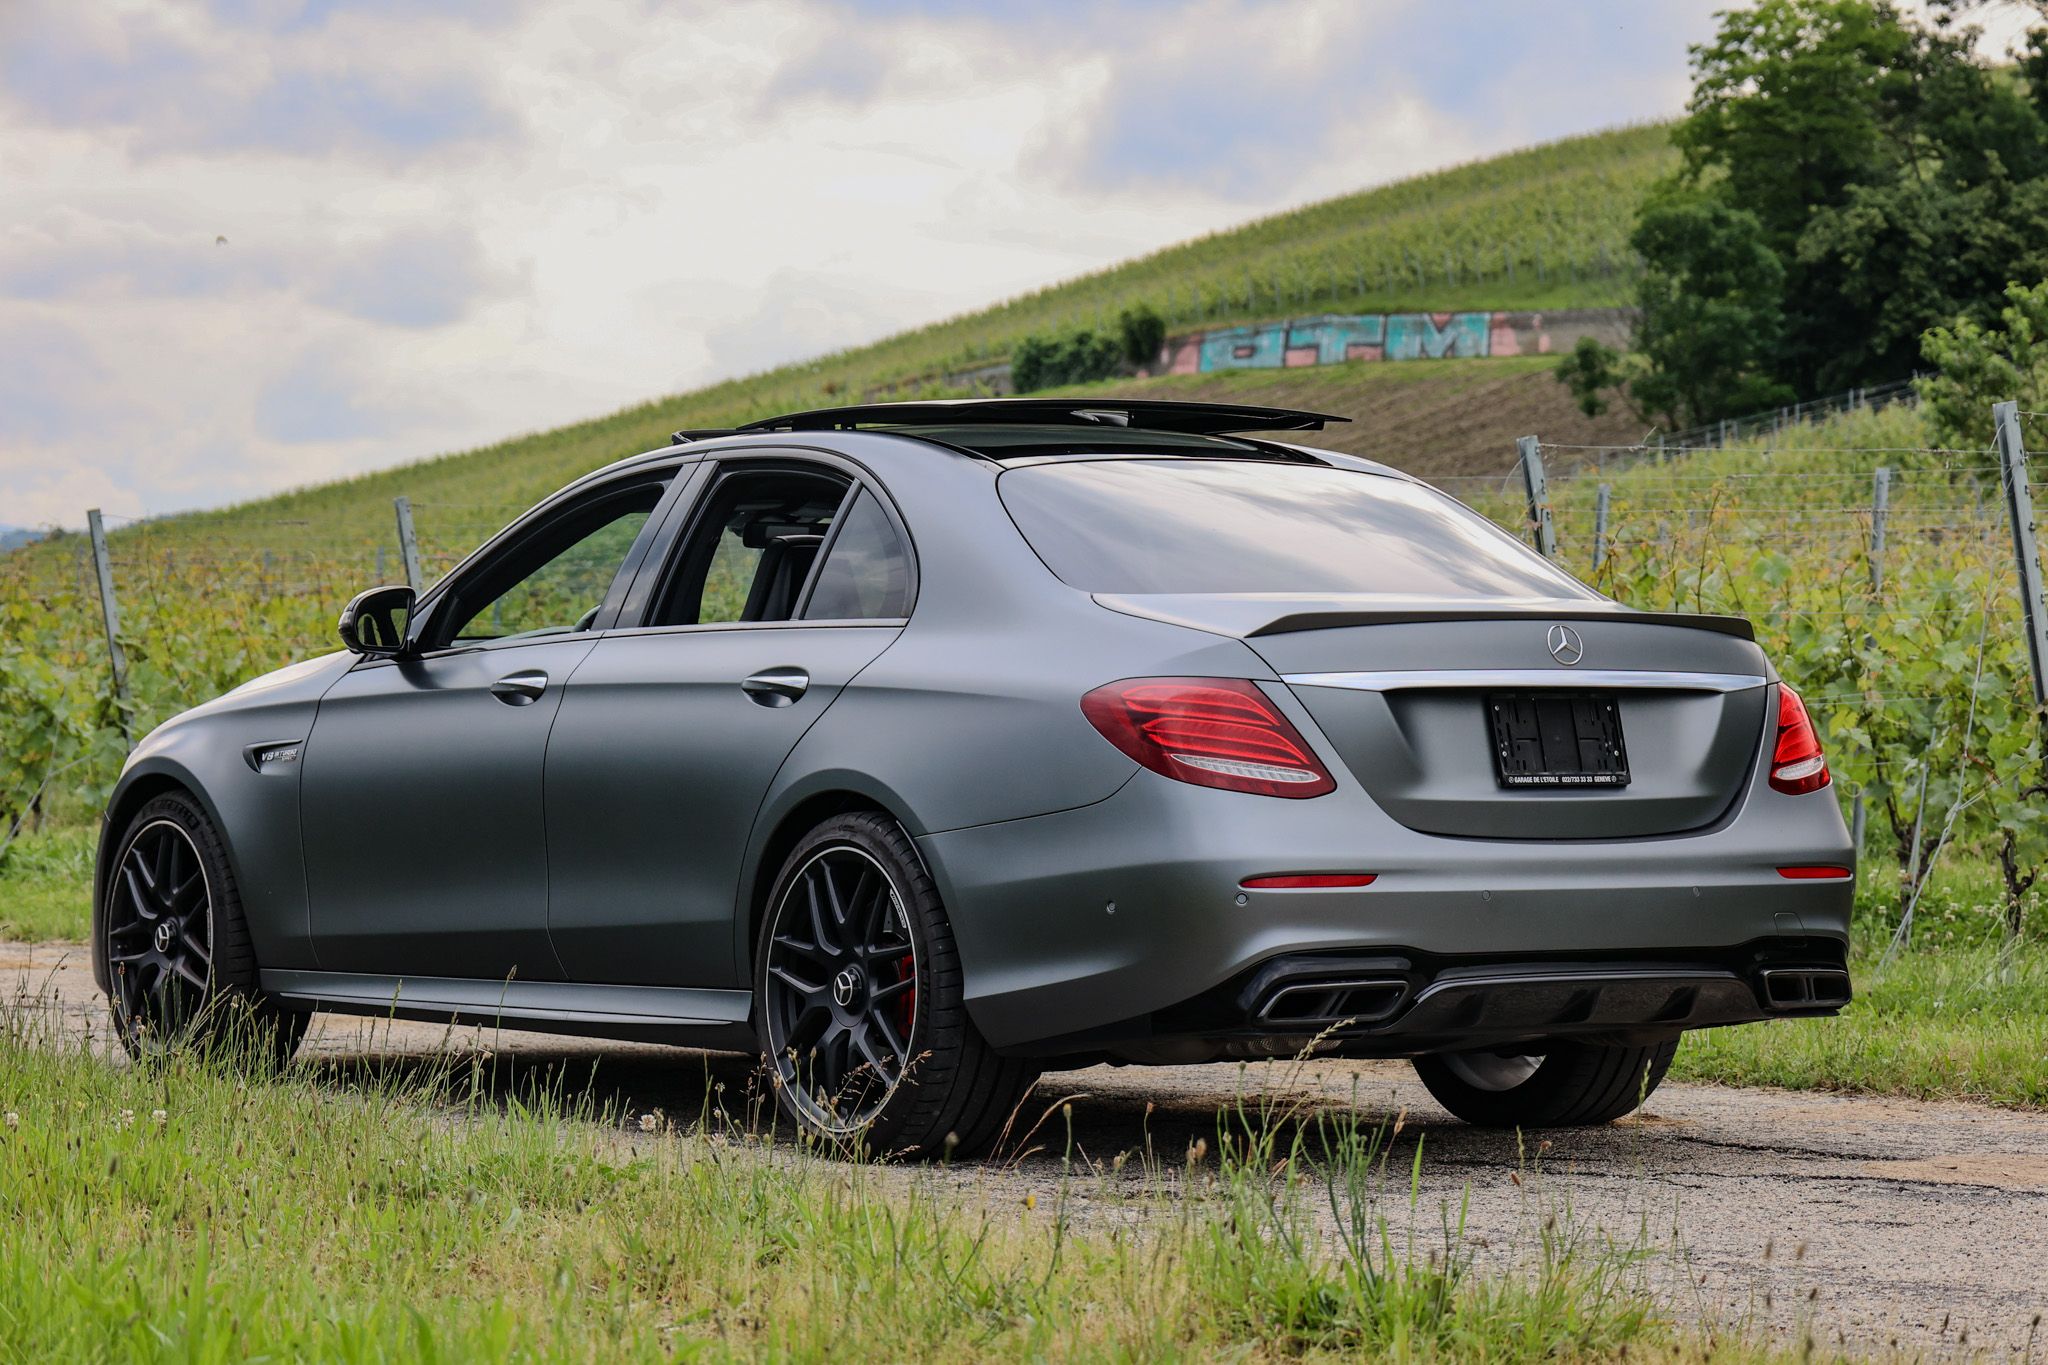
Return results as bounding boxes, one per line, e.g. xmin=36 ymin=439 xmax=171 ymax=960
xmin=542 ymin=455 xmax=915 ymax=987
xmin=300 ymin=466 xmax=684 ymax=980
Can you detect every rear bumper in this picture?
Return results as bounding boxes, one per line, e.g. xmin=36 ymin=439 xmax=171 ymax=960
xmin=919 ymin=762 xmax=1854 ymax=1056
xmin=1005 ymin=941 xmax=1850 ymax=1062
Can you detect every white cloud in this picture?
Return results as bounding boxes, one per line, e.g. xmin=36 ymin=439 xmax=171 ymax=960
xmin=0 ymin=0 xmax=1746 ymax=529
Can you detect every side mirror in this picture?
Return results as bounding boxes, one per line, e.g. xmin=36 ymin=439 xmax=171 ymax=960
xmin=339 ymin=585 xmax=416 ymax=658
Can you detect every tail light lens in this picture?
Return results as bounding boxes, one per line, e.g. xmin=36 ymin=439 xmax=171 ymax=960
xmin=1769 ymin=683 xmax=1831 ymax=795
xmin=1081 ymin=678 xmax=1336 ymax=798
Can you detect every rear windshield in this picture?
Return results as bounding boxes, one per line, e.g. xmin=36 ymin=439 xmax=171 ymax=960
xmin=997 ymin=459 xmax=1596 ymax=599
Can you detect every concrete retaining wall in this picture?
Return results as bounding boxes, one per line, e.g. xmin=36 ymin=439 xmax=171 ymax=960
xmin=1159 ymin=308 xmax=1633 ymax=374
xmin=862 ymin=307 xmax=1634 ymax=399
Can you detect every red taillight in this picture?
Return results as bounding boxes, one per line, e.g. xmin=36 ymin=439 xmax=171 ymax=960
xmin=1768 ymin=682 xmax=1831 ymax=796
xmin=1081 ymin=678 xmax=1336 ymax=799
xmin=1777 ymin=865 xmax=1852 ymax=880
xmin=1240 ymin=873 xmax=1377 ymax=889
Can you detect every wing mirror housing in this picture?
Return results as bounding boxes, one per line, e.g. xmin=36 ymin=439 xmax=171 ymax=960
xmin=338 ymin=585 xmax=417 ymax=658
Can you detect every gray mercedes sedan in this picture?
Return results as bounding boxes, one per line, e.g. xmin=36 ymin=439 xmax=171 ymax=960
xmin=93 ymin=398 xmax=1853 ymax=1155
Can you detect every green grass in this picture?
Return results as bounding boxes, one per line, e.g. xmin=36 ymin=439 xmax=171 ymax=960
xmin=1672 ymin=864 xmax=2048 ymax=1109
xmin=0 ymin=1022 xmax=1712 ymax=1362
xmin=1673 ymin=942 xmax=2048 ymax=1107
xmin=0 ymin=825 xmax=92 ymax=942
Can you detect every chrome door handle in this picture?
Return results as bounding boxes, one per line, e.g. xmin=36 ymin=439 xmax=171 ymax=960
xmin=490 ymin=670 xmax=549 ymax=705
xmin=741 ymin=667 xmax=810 ymax=707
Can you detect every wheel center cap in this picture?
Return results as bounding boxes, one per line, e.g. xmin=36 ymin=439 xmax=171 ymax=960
xmin=153 ymin=921 xmax=176 ymax=953
xmin=831 ymin=966 xmax=864 ymax=1008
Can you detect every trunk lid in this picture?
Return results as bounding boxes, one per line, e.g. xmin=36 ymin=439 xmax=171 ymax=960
xmin=1098 ymin=593 xmax=1773 ymax=840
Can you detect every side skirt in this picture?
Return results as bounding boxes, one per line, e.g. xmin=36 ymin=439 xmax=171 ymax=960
xmin=259 ymin=969 xmax=756 ymax=1050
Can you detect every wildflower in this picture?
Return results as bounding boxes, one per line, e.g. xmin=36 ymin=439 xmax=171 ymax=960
xmin=150 ymin=1109 xmax=167 ymax=1125
xmin=1023 ymin=1193 xmax=1036 ymax=1210
xmin=2 ymin=1112 xmax=16 ymax=1128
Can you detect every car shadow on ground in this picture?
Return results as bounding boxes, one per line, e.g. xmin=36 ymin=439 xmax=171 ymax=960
xmin=295 ymin=1038 xmax=1592 ymax=1178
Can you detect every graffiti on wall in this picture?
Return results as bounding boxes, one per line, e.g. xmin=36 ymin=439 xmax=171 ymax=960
xmin=1159 ymin=309 xmax=1631 ymax=375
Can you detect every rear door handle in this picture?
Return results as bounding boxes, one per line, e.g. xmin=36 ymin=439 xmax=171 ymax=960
xmin=491 ymin=670 xmax=549 ymax=705
xmin=741 ymin=667 xmax=810 ymax=707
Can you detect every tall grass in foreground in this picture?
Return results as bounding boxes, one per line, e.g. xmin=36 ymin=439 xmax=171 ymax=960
xmin=0 ymin=1013 xmax=1730 ymax=1364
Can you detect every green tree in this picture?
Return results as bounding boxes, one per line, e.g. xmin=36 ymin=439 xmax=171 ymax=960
xmin=1553 ymin=336 xmax=1630 ymax=419
xmin=1635 ymin=0 xmax=2048 ymax=412
xmin=1009 ymin=327 xmax=1123 ymax=393
xmin=1917 ymin=279 xmax=2048 ymax=448
xmin=1116 ymin=305 xmax=1166 ymax=371
xmin=1010 ymin=334 xmax=1056 ymax=393
xmin=1629 ymin=191 xmax=1795 ymax=427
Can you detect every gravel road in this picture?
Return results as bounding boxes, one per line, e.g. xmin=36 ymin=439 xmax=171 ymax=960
xmin=7 ymin=939 xmax=2045 ymax=1358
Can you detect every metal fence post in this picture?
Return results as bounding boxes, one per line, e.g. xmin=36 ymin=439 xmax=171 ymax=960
xmin=394 ymin=495 xmax=423 ymax=595
xmin=1592 ymin=483 xmax=1612 ymax=573
xmin=1518 ymin=436 xmax=1557 ymax=558
xmin=86 ymin=508 xmax=132 ymax=742
xmin=1994 ymin=401 xmax=2048 ymax=721
xmin=1869 ymin=466 xmax=1891 ymax=594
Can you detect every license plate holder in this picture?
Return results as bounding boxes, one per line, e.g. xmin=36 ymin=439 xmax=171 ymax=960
xmin=1487 ymin=693 xmax=1630 ymax=788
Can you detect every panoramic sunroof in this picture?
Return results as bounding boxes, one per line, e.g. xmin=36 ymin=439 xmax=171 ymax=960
xmin=884 ymin=424 xmax=1322 ymax=462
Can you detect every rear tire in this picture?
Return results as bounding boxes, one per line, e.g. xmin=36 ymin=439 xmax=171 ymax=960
xmin=754 ymin=811 xmax=1039 ymax=1159
xmin=101 ymin=792 xmax=308 ymax=1068
xmin=1413 ymin=1038 xmax=1679 ymax=1128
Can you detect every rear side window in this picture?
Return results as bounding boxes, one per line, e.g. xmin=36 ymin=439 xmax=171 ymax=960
xmin=998 ymin=459 xmax=1596 ymax=600
xmin=803 ymin=489 xmax=913 ymax=620
xmin=649 ymin=467 xmax=849 ymax=626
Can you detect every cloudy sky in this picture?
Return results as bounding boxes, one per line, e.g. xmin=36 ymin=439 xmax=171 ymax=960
xmin=0 ymin=0 xmax=2021 ymax=528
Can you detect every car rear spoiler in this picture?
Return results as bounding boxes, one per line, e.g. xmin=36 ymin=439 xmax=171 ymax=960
xmin=1092 ymin=594 xmax=1757 ymax=642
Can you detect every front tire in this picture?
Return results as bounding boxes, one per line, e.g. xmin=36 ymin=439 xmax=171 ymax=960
xmin=101 ymin=792 xmax=307 ymax=1067
xmin=1413 ymin=1039 xmax=1679 ymax=1127
xmin=754 ymin=811 xmax=1038 ymax=1158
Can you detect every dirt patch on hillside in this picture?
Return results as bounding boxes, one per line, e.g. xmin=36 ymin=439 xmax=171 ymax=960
xmin=1094 ymin=358 xmax=1658 ymax=485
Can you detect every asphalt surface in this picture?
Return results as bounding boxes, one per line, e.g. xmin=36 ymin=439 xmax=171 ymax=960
xmin=7 ymin=939 xmax=2045 ymax=1358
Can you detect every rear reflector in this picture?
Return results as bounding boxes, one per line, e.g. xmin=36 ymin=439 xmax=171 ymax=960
xmin=1776 ymin=865 xmax=1852 ymax=880
xmin=1241 ymin=873 xmax=1378 ymax=889
xmin=1081 ymin=677 xmax=1336 ymax=799
xmin=1768 ymin=683 xmax=1832 ymax=796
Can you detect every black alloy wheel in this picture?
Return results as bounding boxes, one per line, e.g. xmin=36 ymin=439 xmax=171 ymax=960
xmin=106 ymin=817 xmax=216 ymax=1052
xmin=101 ymin=793 xmax=307 ymax=1066
xmin=761 ymin=843 xmax=918 ymax=1134
xmin=754 ymin=811 xmax=1040 ymax=1158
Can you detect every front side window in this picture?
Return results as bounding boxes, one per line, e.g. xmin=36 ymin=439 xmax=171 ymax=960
xmin=803 ymin=489 xmax=913 ymax=620
xmin=439 ymin=480 xmax=668 ymax=646
xmin=998 ymin=458 xmax=1599 ymax=600
xmin=650 ymin=466 xmax=850 ymax=626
